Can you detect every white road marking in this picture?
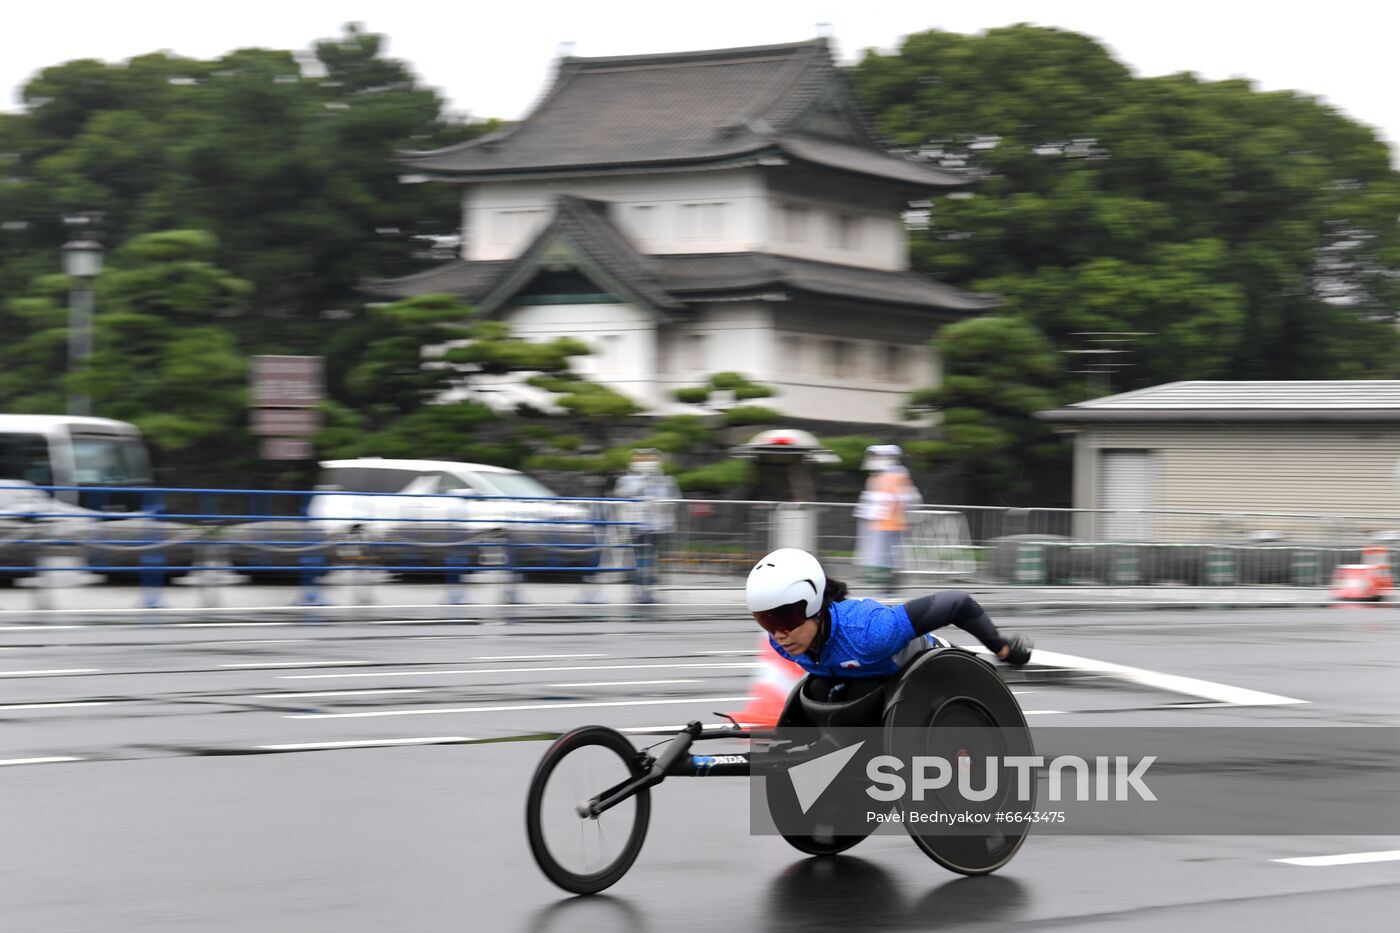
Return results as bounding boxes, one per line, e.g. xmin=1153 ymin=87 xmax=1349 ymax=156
xmin=281 ymin=661 xmax=762 ymax=681
xmin=0 ymin=625 xmax=87 ymax=631
xmin=0 ymin=701 xmax=110 ymax=711
xmin=1274 ymin=850 xmax=1400 ymax=867
xmin=0 ymin=756 xmax=84 ymax=766
xmin=219 ymin=661 xmax=374 ymax=669
xmin=257 ymin=736 xmax=472 ymax=751
xmin=0 ymin=669 xmax=100 ymax=677
xmin=973 ymin=647 xmax=1308 ymax=707
xmin=286 ymin=695 xmax=751 ymax=720
xmin=253 ymin=689 xmax=429 ymax=699
xmin=171 ymin=622 xmax=294 ymax=628
xmin=550 ymin=679 xmax=705 ymax=687
xmin=1024 ymin=710 xmax=1066 ymax=715
xmin=473 ymin=654 xmax=607 ymax=661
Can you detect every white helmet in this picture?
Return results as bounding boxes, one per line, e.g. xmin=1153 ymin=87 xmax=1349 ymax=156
xmin=746 ymin=548 xmax=826 ymax=621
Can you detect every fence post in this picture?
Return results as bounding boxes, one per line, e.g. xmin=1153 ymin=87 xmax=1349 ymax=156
xmin=1112 ymin=545 xmax=1140 ymax=585
xmin=139 ymin=490 xmax=166 ymax=611
xmin=1291 ymin=548 xmax=1320 ymax=586
xmin=1206 ymin=546 xmax=1235 ymax=585
xmin=1014 ymin=541 xmax=1045 ymax=585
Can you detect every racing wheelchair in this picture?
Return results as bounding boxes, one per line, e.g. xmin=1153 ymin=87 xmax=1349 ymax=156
xmin=524 ymin=646 xmax=1035 ymax=895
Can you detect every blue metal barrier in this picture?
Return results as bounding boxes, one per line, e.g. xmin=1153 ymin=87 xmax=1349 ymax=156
xmin=0 ymin=483 xmax=652 ymax=606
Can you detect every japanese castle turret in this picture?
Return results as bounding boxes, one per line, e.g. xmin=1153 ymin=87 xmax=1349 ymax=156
xmin=370 ymin=39 xmax=996 ymax=424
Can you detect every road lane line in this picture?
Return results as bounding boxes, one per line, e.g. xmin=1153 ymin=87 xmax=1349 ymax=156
xmin=0 ymin=701 xmax=110 ymax=711
xmin=1024 ymin=710 xmax=1066 ymax=715
xmin=971 ymin=646 xmax=1308 ymax=707
xmin=281 ymin=661 xmax=762 ymax=681
xmin=286 ymin=695 xmax=751 ymax=720
xmin=473 ymin=654 xmax=607 ymax=661
xmin=549 ymin=679 xmax=705 ymax=687
xmin=0 ymin=625 xmax=87 ymax=631
xmin=0 ymin=756 xmax=84 ymax=766
xmin=250 ymin=686 xmax=425 ymax=694
xmin=219 ymin=661 xmax=375 ymax=669
xmin=254 ymin=689 xmax=429 ymax=699
xmin=1274 ymin=850 xmax=1400 ymax=867
xmin=0 ymin=669 xmax=100 ymax=677
xmin=257 ymin=737 xmax=473 ymax=751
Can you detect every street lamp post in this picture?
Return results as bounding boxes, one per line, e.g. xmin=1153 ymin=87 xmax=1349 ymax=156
xmin=61 ymin=236 xmax=104 ymax=416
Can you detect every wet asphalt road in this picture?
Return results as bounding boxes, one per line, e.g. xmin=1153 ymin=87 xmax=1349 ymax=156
xmin=1 ymin=605 xmax=1398 ymax=932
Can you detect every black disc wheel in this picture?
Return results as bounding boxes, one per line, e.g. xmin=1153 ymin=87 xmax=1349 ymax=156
xmin=525 ymin=726 xmax=651 ymax=895
xmin=883 ymin=649 xmax=1035 ymax=876
xmin=766 ymin=681 xmax=872 ymax=856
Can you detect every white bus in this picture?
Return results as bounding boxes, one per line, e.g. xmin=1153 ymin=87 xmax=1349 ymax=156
xmin=0 ymin=415 xmax=154 ymax=511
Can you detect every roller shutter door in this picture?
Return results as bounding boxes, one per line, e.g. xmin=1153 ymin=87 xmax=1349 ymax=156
xmin=1099 ymin=449 xmax=1155 ymax=540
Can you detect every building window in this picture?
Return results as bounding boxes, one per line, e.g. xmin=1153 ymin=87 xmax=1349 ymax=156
xmin=629 ymin=204 xmax=657 ymax=243
xmin=679 ymin=202 xmax=728 ymax=241
xmin=781 ymin=335 xmax=803 ymax=373
xmin=884 ymin=344 xmax=907 ymax=383
xmin=835 ymin=213 xmax=861 ymax=251
xmin=777 ymin=203 xmax=809 ymax=243
xmin=825 ymin=339 xmax=848 ymax=378
xmin=492 ymin=209 xmax=545 ymax=246
xmin=597 ymin=334 xmax=621 ymax=373
xmin=684 ymin=333 xmax=707 ymax=371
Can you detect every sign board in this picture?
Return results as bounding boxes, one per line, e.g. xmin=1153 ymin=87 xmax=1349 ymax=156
xmin=260 ymin=437 xmax=314 ymax=460
xmin=250 ymin=355 xmax=323 ymax=408
xmin=250 ymin=408 xmax=322 ymax=437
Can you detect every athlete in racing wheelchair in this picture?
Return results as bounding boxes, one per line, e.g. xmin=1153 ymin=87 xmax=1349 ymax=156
xmin=525 ymin=549 xmax=1036 ymax=894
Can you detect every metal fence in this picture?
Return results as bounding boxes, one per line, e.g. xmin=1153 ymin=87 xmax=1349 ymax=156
xmin=3 ymin=485 xmax=1397 ymax=600
xmin=664 ymin=499 xmax=1400 ymax=587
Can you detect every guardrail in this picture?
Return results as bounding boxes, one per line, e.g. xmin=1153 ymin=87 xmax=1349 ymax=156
xmin=0 ymin=483 xmax=653 ymax=607
xmin=2 ymin=486 xmax=1395 ymax=607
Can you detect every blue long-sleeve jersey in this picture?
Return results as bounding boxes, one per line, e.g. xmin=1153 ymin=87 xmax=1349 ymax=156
xmin=768 ymin=591 xmax=1006 ymax=678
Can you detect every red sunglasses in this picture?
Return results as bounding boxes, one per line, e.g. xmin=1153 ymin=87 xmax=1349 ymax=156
xmin=753 ymin=601 xmax=811 ymax=635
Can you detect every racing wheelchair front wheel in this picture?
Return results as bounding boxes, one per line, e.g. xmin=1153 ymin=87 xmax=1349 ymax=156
xmin=525 ymin=726 xmax=651 ymax=895
xmin=882 ymin=648 xmax=1035 ymax=876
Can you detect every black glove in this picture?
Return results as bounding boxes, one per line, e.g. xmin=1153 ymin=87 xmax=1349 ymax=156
xmin=1001 ymin=633 xmax=1033 ymax=666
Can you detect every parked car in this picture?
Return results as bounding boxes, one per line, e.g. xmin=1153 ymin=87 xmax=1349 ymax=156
xmin=0 ymin=416 xmax=196 ymax=583
xmin=227 ymin=458 xmax=605 ymax=580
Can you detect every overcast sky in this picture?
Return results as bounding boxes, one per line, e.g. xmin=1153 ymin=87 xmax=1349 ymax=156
xmin=7 ymin=1 xmax=1398 ymax=164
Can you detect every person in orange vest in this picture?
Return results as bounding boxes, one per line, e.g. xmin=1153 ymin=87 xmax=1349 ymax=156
xmin=854 ymin=444 xmax=921 ymax=588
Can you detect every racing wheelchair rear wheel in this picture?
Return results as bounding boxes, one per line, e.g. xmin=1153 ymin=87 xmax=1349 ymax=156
xmin=765 ymin=677 xmax=877 ymax=856
xmin=525 ymin=726 xmax=651 ymax=894
xmin=882 ymin=648 xmax=1035 ymax=876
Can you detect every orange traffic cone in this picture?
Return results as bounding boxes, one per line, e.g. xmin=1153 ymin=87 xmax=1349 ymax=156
xmin=731 ymin=634 xmax=806 ymax=728
xmin=1332 ymin=564 xmax=1381 ymax=601
xmin=1362 ymin=546 xmax=1394 ymax=595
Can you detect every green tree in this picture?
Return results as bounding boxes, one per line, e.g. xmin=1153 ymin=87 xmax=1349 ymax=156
xmin=0 ymin=24 xmax=493 ymax=342
xmin=908 ymin=317 xmax=1063 ymax=503
xmin=853 ymin=25 xmax=1400 ymax=389
xmin=68 ymin=230 xmax=252 ymax=457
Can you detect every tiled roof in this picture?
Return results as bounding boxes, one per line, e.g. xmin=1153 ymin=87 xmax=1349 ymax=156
xmin=398 ymin=40 xmax=965 ymax=189
xmin=1072 ymin=381 xmax=1400 ymax=410
xmin=1038 ymin=381 xmax=1400 ymax=423
xmin=475 ymin=195 xmax=684 ymax=315
xmin=651 ymin=252 xmax=998 ymax=311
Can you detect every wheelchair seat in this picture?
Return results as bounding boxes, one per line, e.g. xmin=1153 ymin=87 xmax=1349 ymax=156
xmin=790 ymin=674 xmax=895 ymax=728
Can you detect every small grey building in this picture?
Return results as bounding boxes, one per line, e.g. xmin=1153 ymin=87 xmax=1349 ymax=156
xmin=1038 ymin=381 xmax=1400 ymax=542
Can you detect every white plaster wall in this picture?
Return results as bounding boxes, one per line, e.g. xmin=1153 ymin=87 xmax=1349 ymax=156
xmin=463 ymin=171 xmax=768 ymax=260
xmin=761 ymin=192 xmax=908 ymax=271
xmin=654 ymin=302 xmax=940 ymax=425
xmin=656 ymin=304 xmax=774 ymax=397
xmin=503 ymin=302 xmax=659 ymax=407
xmin=461 ymin=169 xmax=908 ymax=271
